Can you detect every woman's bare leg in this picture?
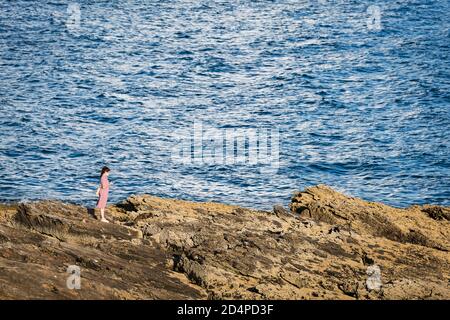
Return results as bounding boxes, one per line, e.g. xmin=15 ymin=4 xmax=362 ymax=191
xmin=100 ymin=208 xmax=109 ymax=222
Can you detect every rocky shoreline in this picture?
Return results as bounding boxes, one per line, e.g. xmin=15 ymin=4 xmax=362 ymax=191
xmin=0 ymin=185 xmax=448 ymax=299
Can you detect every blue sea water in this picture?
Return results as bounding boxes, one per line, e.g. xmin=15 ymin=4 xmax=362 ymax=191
xmin=0 ymin=0 xmax=449 ymax=210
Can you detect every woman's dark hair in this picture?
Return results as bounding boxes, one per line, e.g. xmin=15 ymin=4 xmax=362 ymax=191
xmin=100 ymin=166 xmax=110 ymax=178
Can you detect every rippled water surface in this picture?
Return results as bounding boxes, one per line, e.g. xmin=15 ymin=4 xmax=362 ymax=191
xmin=0 ymin=0 xmax=449 ymax=209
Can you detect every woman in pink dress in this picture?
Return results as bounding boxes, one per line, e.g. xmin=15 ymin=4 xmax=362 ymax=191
xmin=96 ymin=166 xmax=110 ymax=223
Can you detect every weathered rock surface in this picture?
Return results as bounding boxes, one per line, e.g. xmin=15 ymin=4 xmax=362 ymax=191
xmin=0 ymin=185 xmax=449 ymax=300
xmin=290 ymin=185 xmax=450 ymax=251
xmin=0 ymin=202 xmax=205 ymax=299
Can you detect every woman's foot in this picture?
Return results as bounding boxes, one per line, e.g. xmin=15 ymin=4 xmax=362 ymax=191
xmin=101 ymin=218 xmax=109 ymax=223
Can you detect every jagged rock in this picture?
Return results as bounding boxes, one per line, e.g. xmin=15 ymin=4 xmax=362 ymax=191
xmin=0 ymin=201 xmax=205 ymax=299
xmin=273 ymin=204 xmax=289 ymax=216
xmin=420 ymin=205 xmax=450 ymax=221
xmin=106 ymin=188 xmax=450 ymax=300
xmin=290 ymin=185 xmax=449 ymax=251
xmin=16 ymin=201 xmax=142 ymax=242
xmin=0 ymin=185 xmax=449 ymax=300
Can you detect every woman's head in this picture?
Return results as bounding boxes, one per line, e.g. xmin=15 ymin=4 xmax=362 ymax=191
xmin=100 ymin=166 xmax=110 ymax=177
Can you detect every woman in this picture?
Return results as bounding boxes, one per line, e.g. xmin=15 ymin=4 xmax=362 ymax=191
xmin=96 ymin=166 xmax=110 ymax=223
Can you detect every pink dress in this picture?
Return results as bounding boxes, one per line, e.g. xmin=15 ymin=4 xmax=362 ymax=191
xmin=96 ymin=174 xmax=109 ymax=209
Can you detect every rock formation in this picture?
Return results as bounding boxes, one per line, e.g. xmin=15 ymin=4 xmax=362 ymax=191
xmin=0 ymin=185 xmax=448 ymax=299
